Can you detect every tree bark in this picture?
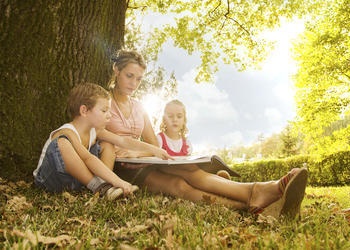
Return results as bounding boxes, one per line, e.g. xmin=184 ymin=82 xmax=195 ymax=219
xmin=0 ymin=0 xmax=127 ymax=179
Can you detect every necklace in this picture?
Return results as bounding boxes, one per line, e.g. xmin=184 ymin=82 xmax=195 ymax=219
xmin=112 ymin=92 xmax=139 ymax=139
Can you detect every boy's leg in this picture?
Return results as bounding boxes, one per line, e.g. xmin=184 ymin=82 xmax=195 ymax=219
xmin=58 ymin=137 xmax=126 ymax=199
xmin=58 ymin=137 xmax=95 ymax=185
xmin=99 ymin=141 xmax=116 ymax=171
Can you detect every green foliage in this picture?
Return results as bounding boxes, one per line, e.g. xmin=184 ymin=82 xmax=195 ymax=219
xmin=293 ymin=0 xmax=350 ymax=156
xmin=230 ymin=151 xmax=350 ymax=186
xmin=123 ymin=18 xmax=178 ymax=100
xmin=127 ymin=0 xmax=311 ymax=82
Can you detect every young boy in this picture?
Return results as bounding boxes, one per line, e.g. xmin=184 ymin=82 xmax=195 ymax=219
xmin=33 ymin=83 xmax=171 ymax=199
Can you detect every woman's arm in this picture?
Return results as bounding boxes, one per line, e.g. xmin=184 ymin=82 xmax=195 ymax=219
xmin=114 ymin=112 xmax=160 ymax=158
xmin=141 ymin=112 xmax=159 ymax=146
xmin=97 ymin=129 xmax=172 ymax=160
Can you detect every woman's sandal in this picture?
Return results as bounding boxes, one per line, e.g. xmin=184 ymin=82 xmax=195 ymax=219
xmin=248 ymin=167 xmax=308 ymax=219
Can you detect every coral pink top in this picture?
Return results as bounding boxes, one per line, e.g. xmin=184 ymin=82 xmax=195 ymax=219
xmin=106 ymin=98 xmax=145 ymax=139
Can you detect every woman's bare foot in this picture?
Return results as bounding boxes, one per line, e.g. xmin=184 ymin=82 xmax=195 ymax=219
xmin=249 ymin=168 xmax=302 ymax=211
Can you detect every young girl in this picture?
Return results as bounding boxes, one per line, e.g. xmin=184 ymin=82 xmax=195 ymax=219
xmin=157 ymin=99 xmax=231 ymax=179
xmin=102 ymin=49 xmax=309 ymax=219
xmin=157 ymin=100 xmax=192 ymax=156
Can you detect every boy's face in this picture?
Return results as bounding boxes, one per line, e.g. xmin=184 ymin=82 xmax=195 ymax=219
xmin=88 ymin=98 xmax=111 ymax=129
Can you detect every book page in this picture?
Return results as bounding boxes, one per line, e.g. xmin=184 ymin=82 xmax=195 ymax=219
xmin=115 ymin=155 xmax=211 ymax=165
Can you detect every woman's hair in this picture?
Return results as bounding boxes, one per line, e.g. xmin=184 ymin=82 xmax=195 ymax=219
xmin=67 ymin=83 xmax=110 ymax=119
xmin=108 ymin=49 xmax=146 ymax=90
xmin=160 ymin=99 xmax=189 ymax=137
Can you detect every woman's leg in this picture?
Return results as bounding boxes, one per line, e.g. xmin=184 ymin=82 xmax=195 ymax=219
xmin=143 ymin=169 xmax=247 ymax=210
xmin=160 ymin=165 xmax=290 ymax=209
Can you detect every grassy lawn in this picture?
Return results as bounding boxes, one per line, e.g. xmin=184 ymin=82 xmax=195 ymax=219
xmin=1 ymin=178 xmax=349 ymax=249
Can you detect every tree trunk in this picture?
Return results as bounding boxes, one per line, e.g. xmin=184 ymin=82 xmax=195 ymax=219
xmin=0 ymin=0 xmax=127 ymax=180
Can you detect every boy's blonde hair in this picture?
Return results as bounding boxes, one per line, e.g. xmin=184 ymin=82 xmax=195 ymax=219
xmin=160 ymin=99 xmax=189 ymax=138
xmin=67 ymin=83 xmax=110 ymax=119
xmin=108 ymin=49 xmax=146 ymax=90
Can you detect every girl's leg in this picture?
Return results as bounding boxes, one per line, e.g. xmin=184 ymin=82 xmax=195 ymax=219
xmin=143 ymin=169 xmax=246 ymax=210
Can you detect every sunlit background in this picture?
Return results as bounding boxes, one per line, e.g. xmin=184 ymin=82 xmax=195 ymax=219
xmin=139 ymin=16 xmax=305 ymax=154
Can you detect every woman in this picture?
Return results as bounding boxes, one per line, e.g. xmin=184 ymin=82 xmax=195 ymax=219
xmin=100 ymin=49 xmax=308 ymax=218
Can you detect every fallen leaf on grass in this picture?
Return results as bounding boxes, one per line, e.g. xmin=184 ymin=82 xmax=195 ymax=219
xmin=5 ymin=196 xmax=32 ymax=212
xmin=84 ymin=194 xmax=99 ymax=207
xmin=0 ymin=184 xmax=12 ymax=194
xmin=66 ymin=217 xmax=91 ymax=226
xmin=15 ymin=180 xmax=31 ymax=188
xmin=11 ymin=229 xmax=74 ymax=247
xmin=62 ymin=192 xmax=77 ymax=203
xmin=341 ymin=208 xmax=350 ymax=223
xmin=119 ymin=243 xmax=138 ymax=250
xmin=256 ymin=214 xmax=278 ymax=225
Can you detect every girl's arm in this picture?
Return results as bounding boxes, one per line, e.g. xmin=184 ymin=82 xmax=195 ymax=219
xmin=98 ymin=129 xmax=172 ymax=160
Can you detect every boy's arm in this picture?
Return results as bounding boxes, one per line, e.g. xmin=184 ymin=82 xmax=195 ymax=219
xmin=97 ymin=129 xmax=173 ymax=160
xmin=52 ymin=129 xmax=131 ymax=189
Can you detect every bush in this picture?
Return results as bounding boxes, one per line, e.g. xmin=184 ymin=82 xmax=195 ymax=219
xmin=230 ymin=152 xmax=350 ymax=186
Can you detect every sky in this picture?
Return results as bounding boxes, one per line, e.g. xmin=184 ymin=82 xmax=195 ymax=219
xmin=138 ymin=16 xmax=305 ymax=154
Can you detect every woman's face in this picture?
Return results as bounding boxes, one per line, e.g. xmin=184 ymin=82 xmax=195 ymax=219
xmin=114 ymin=63 xmax=145 ymax=96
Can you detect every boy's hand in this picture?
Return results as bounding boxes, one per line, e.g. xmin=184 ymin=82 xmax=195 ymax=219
xmin=119 ymin=181 xmax=138 ymax=196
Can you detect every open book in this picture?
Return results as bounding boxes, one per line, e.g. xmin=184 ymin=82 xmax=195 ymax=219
xmin=116 ymin=155 xmax=240 ymax=177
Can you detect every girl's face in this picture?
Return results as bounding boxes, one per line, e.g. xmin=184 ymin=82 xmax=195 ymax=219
xmin=163 ymin=104 xmax=185 ymax=135
xmin=114 ymin=63 xmax=145 ymax=96
xmin=87 ymin=98 xmax=111 ymax=129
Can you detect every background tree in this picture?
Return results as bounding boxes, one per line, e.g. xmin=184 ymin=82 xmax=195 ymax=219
xmin=1 ymin=0 xmax=315 ymax=180
xmin=293 ymin=0 xmax=350 ymax=157
xmin=279 ymin=124 xmax=301 ymax=157
xmin=0 ymin=0 xmax=127 ymax=179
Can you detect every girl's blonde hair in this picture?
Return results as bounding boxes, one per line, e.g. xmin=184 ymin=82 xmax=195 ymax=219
xmin=160 ymin=99 xmax=189 ymax=138
xmin=67 ymin=83 xmax=110 ymax=119
xmin=107 ymin=49 xmax=146 ymax=91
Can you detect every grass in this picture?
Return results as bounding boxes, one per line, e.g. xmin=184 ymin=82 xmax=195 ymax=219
xmin=1 ymin=178 xmax=349 ymax=249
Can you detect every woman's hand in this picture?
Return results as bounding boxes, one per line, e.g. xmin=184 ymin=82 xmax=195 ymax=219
xmin=116 ymin=148 xmax=139 ymax=158
xmin=153 ymin=148 xmax=173 ymax=160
